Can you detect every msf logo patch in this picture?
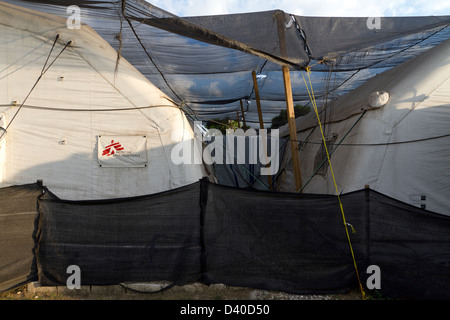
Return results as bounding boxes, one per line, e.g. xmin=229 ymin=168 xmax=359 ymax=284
xmin=98 ymin=135 xmax=148 ymax=168
xmin=102 ymin=140 xmax=124 ymax=156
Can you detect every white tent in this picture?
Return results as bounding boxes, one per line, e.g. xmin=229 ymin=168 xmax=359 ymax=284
xmin=277 ymin=38 xmax=450 ymax=215
xmin=0 ymin=2 xmax=207 ymax=200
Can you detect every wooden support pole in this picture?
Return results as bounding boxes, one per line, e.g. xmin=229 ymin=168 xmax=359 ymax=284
xmin=239 ymin=99 xmax=247 ymax=129
xmin=282 ymin=65 xmax=303 ymax=192
xmin=275 ymin=11 xmax=303 ymax=192
xmin=252 ymin=70 xmax=264 ymax=129
xmin=252 ymin=71 xmax=273 ymax=190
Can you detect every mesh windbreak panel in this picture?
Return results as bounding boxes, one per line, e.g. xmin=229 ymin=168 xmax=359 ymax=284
xmin=201 ymin=181 xmax=368 ymax=294
xmin=366 ymin=191 xmax=450 ymax=300
xmin=202 ymin=181 xmax=450 ymax=298
xmin=0 ymin=182 xmax=43 ymax=292
xmin=36 ymin=182 xmax=202 ymax=286
xmin=2 ymin=180 xmax=450 ymax=298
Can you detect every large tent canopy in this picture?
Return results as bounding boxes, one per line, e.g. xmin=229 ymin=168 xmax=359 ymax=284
xmin=4 ymin=0 xmax=450 ymax=127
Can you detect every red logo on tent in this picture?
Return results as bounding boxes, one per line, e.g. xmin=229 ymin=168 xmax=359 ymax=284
xmin=102 ymin=140 xmax=124 ymax=156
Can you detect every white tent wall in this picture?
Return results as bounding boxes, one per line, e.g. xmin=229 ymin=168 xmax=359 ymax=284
xmin=0 ymin=113 xmax=5 ymax=185
xmin=0 ymin=2 xmax=206 ymax=200
xmin=277 ymin=39 xmax=450 ymax=215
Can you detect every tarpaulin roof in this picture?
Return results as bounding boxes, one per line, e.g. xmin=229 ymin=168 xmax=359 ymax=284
xmin=4 ymin=0 xmax=450 ymax=126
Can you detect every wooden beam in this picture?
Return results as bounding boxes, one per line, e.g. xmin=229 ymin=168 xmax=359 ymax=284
xmin=275 ymin=11 xmax=287 ymax=60
xmin=252 ymin=70 xmax=264 ymax=129
xmin=282 ymin=65 xmax=303 ymax=192
xmin=239 ymin=99 xmax=247 ymax=128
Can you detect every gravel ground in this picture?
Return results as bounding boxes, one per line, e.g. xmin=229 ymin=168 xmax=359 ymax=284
xmin=0 ymin=282 xmax=364 ymax=300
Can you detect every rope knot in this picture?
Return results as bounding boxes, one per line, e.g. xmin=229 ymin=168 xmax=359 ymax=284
xmin=346 ymin=222 xmax=356 ymax=234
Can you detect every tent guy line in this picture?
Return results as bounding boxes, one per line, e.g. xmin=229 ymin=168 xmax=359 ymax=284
xmin=0 ymin=35 xmax=72 ymax=141
xmin=291 ymin=132 xmax=450 ymax=147
xmin=0 ymin=104 xmax=181 ymax=112
xmin=301 ymin=68 xmax=366 ymax=299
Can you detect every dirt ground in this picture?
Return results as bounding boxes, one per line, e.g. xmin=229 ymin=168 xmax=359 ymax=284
xmin=0 ymin=282 xmax=366 ymax=300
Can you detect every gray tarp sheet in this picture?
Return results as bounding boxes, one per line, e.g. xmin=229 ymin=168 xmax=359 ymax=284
xmin=4 ymin=0 xmax=450 ymax=125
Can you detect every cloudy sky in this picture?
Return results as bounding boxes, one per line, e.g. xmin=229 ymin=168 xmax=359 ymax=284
xmin=147 ymin=0 xmax=450 ymax=17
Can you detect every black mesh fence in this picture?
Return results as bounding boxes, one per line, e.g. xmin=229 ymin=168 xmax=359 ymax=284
xmin=36 ymin=183 xmax=202 ymax=286
xmin=0 ymin=182 xmax=43 ymax=292
xmin=367 ymin=192 xmax=450 ymax=299
xmin=1 ymin=179 xmax=450 ymax=299
xmin=201 ymin=182 xmax=367 ymax=294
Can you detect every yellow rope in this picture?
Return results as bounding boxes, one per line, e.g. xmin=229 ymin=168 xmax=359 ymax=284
xmin=301 ymin=70 xmax=366 ymax=300
xmin=306 ymin=59 xmax=324 ymax=69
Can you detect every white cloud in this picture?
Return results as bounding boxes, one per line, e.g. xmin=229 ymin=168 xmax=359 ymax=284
xmin=147 ymin=0 xmax=450 ymax=17
xmin=207 ymin=81 xmax=223 ymax=97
